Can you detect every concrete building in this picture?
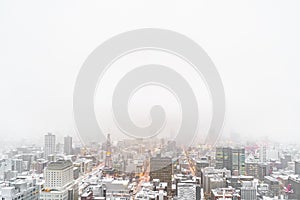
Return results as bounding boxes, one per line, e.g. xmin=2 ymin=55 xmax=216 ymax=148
xmin=44 ymin=133 xmax=56 ymax=159
xmin=241 ymin=187 xmax=256 ymax=200
xmin=264 ymin=176 xmax=280 ymax=196
xmin=64 ymin=136 xmax=73 ymax=155
xmin=40 ymin=160 xmax=78 ymax=200
xmin=177 ymin=182 xmax=200 ymax=200
xmin=34 ymin=159 xmax=48 ymax=174
xmin=295 ymin=160 xmax=300 ymax=175
xmin=227 ymin=176 xmax=254 ymax=189
xmin=202 ymin=168 xmax=230 ymax=198
xmin=258 ymin=163 xmax=270 ymax=180
xmin=211 ymin=188 xmax=240 ymax=200
xmin=0 ymin=176 xmax=40 ymax=200
xmin=195 ymin=157 xmax=209 ymax=178
xmin=259 ymin=145 xmax=267 ymax=163
xmin=287 ymin=177 xmax=300 ymax=199
xmin=11 ymin=159 xmax=24 ymax=173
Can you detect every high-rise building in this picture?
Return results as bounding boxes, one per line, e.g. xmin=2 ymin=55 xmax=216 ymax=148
xmin=64 ymin=136 xmax=73 ymax=155
xmin=216 ymin=147 xmax=245 ymax=175
xmin=295 ymin=161 xmax=300 ymax=175
xmin=232 ymin=148 xmax=245 ymax=175
xmin=11 ymin=159 xmax=24 ymax=173
xmin=44 ymin=133 xmax=56 ymax=159
xmin=44 ymin=160 xmax=73 ymax=189
xmin=196 ymin=157 xmax=209 ymax=178
xmin=40 ymin=160 xmax=78 ymax=200
xmin=104 ymin=134 xmax=112 ymax=169
xmin=266 ymin=147 xmax=279 ymax=161
xmin=150 ymin=154 xmax=172 ymax=195
xmin=281 ymin=154 xmax=291 ymax=169
xmin=196 ymin=157 xmax=209 ymax=187
xmin=216 ymin=147 xmax=232 ymax=171
xmin=259 ymin=145 xmax=267 ymax=163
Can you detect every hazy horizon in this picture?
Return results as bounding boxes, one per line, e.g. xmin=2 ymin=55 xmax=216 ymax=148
xmin=1 ymin=0 xmax=300 ymax=147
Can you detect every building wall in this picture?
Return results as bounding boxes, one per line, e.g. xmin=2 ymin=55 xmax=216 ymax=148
xmin=44 ymin=133 xmax=56 ymax=159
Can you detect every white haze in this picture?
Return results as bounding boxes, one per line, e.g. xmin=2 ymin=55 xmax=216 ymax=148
xmin=0 ymin=0 xmax=299 ymax=146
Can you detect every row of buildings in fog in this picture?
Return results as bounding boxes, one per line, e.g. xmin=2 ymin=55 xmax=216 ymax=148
xmin=1 ymin=132 xmax=300 ymax=199
xmin=44 ymin=133 xmax=73 ymax=158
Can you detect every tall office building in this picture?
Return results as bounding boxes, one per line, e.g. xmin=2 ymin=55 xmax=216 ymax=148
xmin=216 ymin=147 xmax=232 ymax=171
xmin=40 ymin=160 xmax=78 ymax=200
xmin=64 ymin=136 xmax=73 ymax=155
xmin=150 ymin=154 xmax=172 ymax=195
xmin=44 ymin=133 xmax=56 ymax=159
xmin=196 ymin=157 xmax=209 ymax=188
xmin=216 ymin=147 xmax=245 ymax=175
xmin=11 ymin=159 xmax=24 ymax=173
xmin=232 ymin=148 xmax=245 ymax=175
xmin=281 ymin=154 xmax=291 ymax=169
xmin=196 ymin=157 xmax=209 ymax=178
xmin=259 ymin=145 xmax=267 ymax=163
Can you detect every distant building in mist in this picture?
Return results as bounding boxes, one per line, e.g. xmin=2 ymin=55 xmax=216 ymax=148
xmin=295 ymin=161 xmax=300 ymax=175
xmin=44 ymin=133 xmax=56 ymax=159
xmin=259 ymin=145 xmax=267 ymax=163
xmin=64 ymin=136 xmax=73 ymax=155
xmin=11 ymin=159 xmax=23 ymax=173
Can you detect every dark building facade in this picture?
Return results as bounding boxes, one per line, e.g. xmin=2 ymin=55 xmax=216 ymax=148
xmin=216 ymin=147 xmax=245 ymax=175
xmin=216 ymin=147 xmax=232 ymax=171
xmin=150 ymin=154 xmax=172 ymax=195
xmin=232 ymin=148 xmax=245 ymax=175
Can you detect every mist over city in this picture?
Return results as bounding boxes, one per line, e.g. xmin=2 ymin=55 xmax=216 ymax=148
xmin=1 ymin=1 xmax=300 ymax=200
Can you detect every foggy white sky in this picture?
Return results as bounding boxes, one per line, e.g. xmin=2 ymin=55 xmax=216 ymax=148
xmin=0 ymin=0 xmax=299 ymax=146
